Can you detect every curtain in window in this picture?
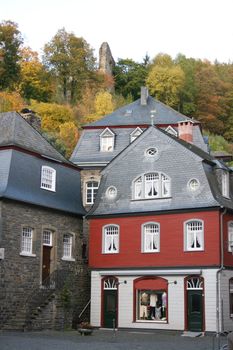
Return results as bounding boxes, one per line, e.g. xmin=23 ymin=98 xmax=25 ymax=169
xmin=144 ymin=224 xmax=159 ymax=252
xmin=161 ymin=174 xmax=170 ymax=196
xmin=104 ymin=226 xmax=119 ymax=253
xmin=135 ymin=177 xmax=142 ymax=199
xmin=145 ymin=174 xmax=159 ymax=198
xmin=186 ymin=221 xmax=203 ymax=250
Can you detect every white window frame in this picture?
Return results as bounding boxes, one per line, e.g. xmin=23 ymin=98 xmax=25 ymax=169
xmin=133 ymin=172 xmax=171 ymax=200
xmin=222 ymin=170 xmax=230 ymax=198
xmin=20 ymin=227 xmax=35 ymax=256
xmin=184 ymin=219 xmax=204 ymax=251
xmin=165 ymin=125 xmax=178 ymax=137
xmin=43 ymin=229 xmax=53 ymax=246
xmin=62 ymin=233 xmax=75 ymax=261
xmin=41 ymin=166 xmax=56 ymax=192
xmin=100 ymin=128 xmax=115 ymax=152
xmin=142 ymin=222 xmax=160 ymax=253
xmin=86 ymin=181 xmax=99 ymax=205
xmin=228 ymin=221 xmax=233 ymax=252
xmin=102 ymin=224 xmax=119 ymax=254
xmin=130 ymin=127 xmax=143 ymax=142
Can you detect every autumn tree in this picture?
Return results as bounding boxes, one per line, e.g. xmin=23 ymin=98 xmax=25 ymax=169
xmin=59 ymin=121 xmax=79 ymax=157
xmin=0 ymin=91 xmax=24 ymax=112
xmin=43 ymin=28 xmax=96 ymax=104
xmin=146 ymin=54 xmax=185 ymax=108
xmin=0 ymin=20 xmax=23 ymax=90
xmin=19 ymin=47 xmax=54 ymax=102
xmin=113 ymin=58 xmax=148 ymax=100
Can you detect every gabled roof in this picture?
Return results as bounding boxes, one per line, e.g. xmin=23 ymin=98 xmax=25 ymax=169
xmin=85 ymin=96 xmax=198 ymax=128
xmin=87 ymin=126 xmax=233 ymax=217
xmin=0 ymin=111 xmax=67 ymax=163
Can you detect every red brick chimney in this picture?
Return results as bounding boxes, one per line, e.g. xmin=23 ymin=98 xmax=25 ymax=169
xmin=178 ymin=121 xmax=193 ymax=143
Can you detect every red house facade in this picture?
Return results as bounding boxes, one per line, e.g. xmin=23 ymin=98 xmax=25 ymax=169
xmin=71 ymin=88 xmax=233 ymax=333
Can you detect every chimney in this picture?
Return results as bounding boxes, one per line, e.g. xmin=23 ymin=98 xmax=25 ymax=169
xmin=178 ymin=120 xmax=193 ymax=143
xmin=140 ymin=87 xmax=148 ymax=106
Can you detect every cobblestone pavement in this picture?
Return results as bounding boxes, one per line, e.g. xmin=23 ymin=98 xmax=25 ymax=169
xmin=0 ymin=329 xmax=227 ymax=350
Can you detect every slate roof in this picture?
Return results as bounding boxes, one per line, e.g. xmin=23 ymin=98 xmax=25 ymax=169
xmin=86 ymin=96 xmax=197 ymax=127
xmin=0 ymin=111 xmax=68 ymax=163
xmin=87 ymin=126 xmax=233 ymax=217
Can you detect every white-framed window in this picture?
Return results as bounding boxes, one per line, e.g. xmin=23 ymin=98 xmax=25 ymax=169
xmin=103 ymin=224 xmax=119 ymax=254
xmin=222 ymin=170 xmax=230 ymax=198
xmin=21 ymin=227 xmax=33 ymax=255
xmin=184 ymin=220 xmax=204 ymax=251
xmin=188 ymin=178 xmax=200 ymax=192
xmin=62 ymin=233 xmax=74 ymax=260
xmin=41 ymin=166 xmax=56 ymax=192
xmin=106 ymin=186 xmax=117 ymax=199
xmin=100 ymin=128 xmax=115 ymax=152
xmin=228 ymin=221 xmax=233 ymax=252
xmin=43 ymin=229 xmax=52 ymax=246
xmin=142 ymin=223 xmax=160 ymax=253
xmin=130 ymin=127 xmax=143 ymax=142
xmin=229 ymin=278 xmax=233 ymax=317
xmin=86 ymin=181 xmax=99 ymax=205
xmin=133 ymin=172 xmax=171 ymax=200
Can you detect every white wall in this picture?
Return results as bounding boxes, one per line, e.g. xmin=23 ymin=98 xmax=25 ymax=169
xmin=220 ymin=269 xmax=233 ymax=332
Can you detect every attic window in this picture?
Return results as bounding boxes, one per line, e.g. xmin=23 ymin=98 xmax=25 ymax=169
xmin=125 ymin=109 xmax=133 ymax=116
xmin=130 ymin=127 xmax=142 ymax=142
xmin=222 ymin=170 xmax=230 ymax=198
xmin=100 ymin=128 xmax=114 ymax=152
xmin=165 ymin=126 xmax=178 ymax=137
xmin=188 ymin=179 xmax=200 ymax=192
xmin=146 ymin=148 xmax=158 ymax=157
xmin=41 ymin=166 xmax=56 ymax=192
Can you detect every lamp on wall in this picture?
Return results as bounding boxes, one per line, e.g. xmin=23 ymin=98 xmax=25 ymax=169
xmin=168 ymin=280 xmax=177 ymax=285
xmin=116 ymin=280 xmax=127 ymax=286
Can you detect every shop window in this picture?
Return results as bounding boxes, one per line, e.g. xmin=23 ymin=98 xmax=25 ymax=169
xmin=102 ymin=224 xmax=119 ymax=254
xmin=137 ymin=290 xmax=167 ymax=321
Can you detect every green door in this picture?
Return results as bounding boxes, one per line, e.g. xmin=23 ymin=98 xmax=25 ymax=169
xmin=103 ymin=290 xmax=117 ymax=328
xmin=188 ymin=290 xmax=203 ymax=331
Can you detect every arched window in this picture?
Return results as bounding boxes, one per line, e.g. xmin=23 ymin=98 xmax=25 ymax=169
xmin=100 ymin=128 xmax=115 ymax=152
xmin=86 ymin=181 xmax=99 ymax=205
xmin=41 ymin=166 xmax=56 ymax=192
xmin=184 ymin=220 xmax=204 ymax=251
xmin=133 ymin=172 xmax=171 ymax=200
xmin=142 ymin=223 xmax=160 ymax=253
xmin=102 ymin=225 xmax=119 ymax=254
xmin=130 ymin=127 xmax=143 ymax=142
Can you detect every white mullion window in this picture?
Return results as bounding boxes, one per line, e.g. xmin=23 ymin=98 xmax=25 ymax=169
xmin=43 ymin=229 xmax=52 ymax=246
xmin=143 ymin=223 xmax=160 ymax=253
xmin=228 ymin=222 xmax=233 ymax=252
xmin=134 ymin=176 xmax=142 ymax=199
xmin=145 ymin=173 xmax=159 ymax=198
xmin=161 ymin=174 xmax=170 ymax=197
xmin=63 ymin=233 xmax=73 ymax=259
xmin=21 ymin=227 xmax=33 ymax=255
xmin=133 ymin=172 xmax=171 ymax=200
xmin=86 ymin=181 xmax=99 ymax=205
xmin=100 ymin=128 xmax=114 ymax=152
xmin=41 ymin=166 xmax=56 ymax=192
xmin=103 ymin=225 xmax=119 ymax=254
xmin=185 ymin=220 xmax=204 ymax=251
xmin=222 ymin=170 xmax=229 ymax=198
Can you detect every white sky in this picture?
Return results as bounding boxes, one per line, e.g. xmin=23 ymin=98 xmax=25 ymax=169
xmin=0 ymin=0 xmax=233 ymax=63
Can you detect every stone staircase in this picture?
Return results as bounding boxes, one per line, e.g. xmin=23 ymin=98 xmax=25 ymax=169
xmin=2 ymin=269 xmax=72 ymax=331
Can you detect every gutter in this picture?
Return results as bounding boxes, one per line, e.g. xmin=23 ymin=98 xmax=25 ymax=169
xmin=216 ymin=207 xmax=227 ymax=342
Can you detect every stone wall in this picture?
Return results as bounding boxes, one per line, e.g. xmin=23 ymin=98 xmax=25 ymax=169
xmin=0 ymin=199 xmax=90 ymax=330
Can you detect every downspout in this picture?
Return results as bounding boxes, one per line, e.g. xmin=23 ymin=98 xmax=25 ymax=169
xmin=216 ymin=207 xmax=227 ymax=340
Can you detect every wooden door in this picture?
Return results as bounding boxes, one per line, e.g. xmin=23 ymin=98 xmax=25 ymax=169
xmin=187 ymin=290 xmax=203 ymax=332
xmin=42 ymin=245 xmax=51 ymax=283
xmin=103 ymin=290 xmax=117 ymax=328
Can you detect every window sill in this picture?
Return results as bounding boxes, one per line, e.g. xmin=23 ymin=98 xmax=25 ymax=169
xmin=132 ymin=197 xmax=172 ymax=202
xmin=40 ymin=186 xmax=56 ymax=192
xmin=142 ymin=251 xmax=160 ymax=254
xmin=135 ymin=320 xmax=167 ymax=324
xmin=61 ymin=257 xmax=75 ymax=262
xmin=20 ymin=252 xmax=36 ymax=257
xmin=184 ymin=249 xmax=204 ymax=252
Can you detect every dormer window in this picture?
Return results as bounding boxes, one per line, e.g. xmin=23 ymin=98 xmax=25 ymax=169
xmin=100 ymin=128 xmax=115 ymax=152
xmin=130 ymin=127 xmax=143 ymax=143
xmin=41 ymin=166 xmax=56 ymax=192
xmin=222 ymin=170 xmax=229 ymax=198
xmin=133 ymin=172 xmax=171 ymax=200
xmin=165 ymin=126 xmax=178 ymax=137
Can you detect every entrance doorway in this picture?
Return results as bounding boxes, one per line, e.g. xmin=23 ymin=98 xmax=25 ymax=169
xmin=42 ymin=229 xmax=53 ymax=284
xmin=102 ymin=277 xmax=118 ymax=328
xmin=186 ymin=277 xmax=204 ymax=332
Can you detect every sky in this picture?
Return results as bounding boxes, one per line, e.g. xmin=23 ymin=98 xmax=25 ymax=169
xmin=0 ymin=0 xmax=233 ymax=64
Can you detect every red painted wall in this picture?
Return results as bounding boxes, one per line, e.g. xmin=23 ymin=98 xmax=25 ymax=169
xmin=89 ymin=210 xmax=222 ymax=268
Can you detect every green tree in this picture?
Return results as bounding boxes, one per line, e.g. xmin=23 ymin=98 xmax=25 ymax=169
xmin=146 ymin=54 xmax=185 ymax=108
xmin=0 ymin=20 xmax=23 ymax=90
xmin=19 ymin=47 xmax=54 ymax=102
xmin=113 ymin=58 xmax=148 ymax=100
xmin=43 ymin=28 xmax=96 ymax=104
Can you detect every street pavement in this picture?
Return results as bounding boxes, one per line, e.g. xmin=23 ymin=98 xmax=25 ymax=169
xmin=0 ymin=329 xmax=227 ymax=350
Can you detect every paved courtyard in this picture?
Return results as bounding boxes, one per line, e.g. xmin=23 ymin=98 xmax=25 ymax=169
xmin=0 ymin=329 xmax=228 ymax=350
